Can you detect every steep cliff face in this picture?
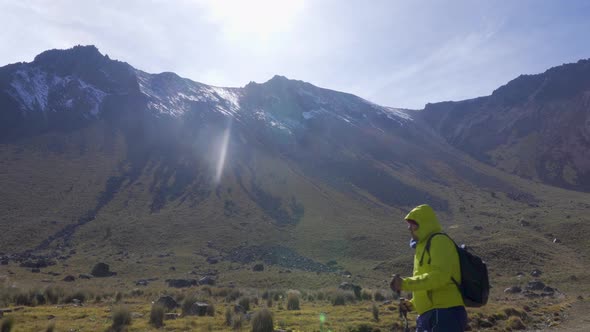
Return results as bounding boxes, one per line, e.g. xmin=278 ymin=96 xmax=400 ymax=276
xmin=422 ymin=59 xmax=590 ymax=191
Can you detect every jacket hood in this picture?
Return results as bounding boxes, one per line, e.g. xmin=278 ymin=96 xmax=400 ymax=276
xmin=405 ymin=204 xmax=442 ymax=242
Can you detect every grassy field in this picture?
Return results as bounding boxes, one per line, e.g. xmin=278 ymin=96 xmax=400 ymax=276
xmin=0 ymin=283 xmax=583 ymax=331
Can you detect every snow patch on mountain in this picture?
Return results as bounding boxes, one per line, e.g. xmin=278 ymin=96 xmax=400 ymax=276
xmin=10 ymin=68 xmax=50 ymax=111
xmin=136 ymin=70 xmax=242 ymax=117
xmin=302 ymin=109 xmax=325 ymax=120
xmin=380 ymin=106 xmax=413 ymax=121
xmin=8 ymin=67 xmax=107 ymax=116
xmin=254 ymin=109 xmax=293 ymax=134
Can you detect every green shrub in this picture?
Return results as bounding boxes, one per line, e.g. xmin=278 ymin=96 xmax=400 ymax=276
xmin=344 ymin=291 xmax=356 ymax=303
xmin=332 ymin=293 xmax=346 ymax=306
xmin=149 ymin=304 xmax=165 ymax=328
xmin=14 ymin=291 xmax=32 ymax=306
xmin=181 ymin=295 xmax=198 ymax=316
xmin=206 ymin=302 xmax=215 ymax=316
xmin=201 ymin=286 xmax=212 ymax=296
xmin=213 ymin=287 xmax=231 ymax=298
xmin=261 ymin=290 xmax=270 ymax=300
xmin=317 ymin=291 xmax=326 ymax=301
xmin=287 ymin=292 xmax=300 ymax=310
xmin=115 ymin=292 xmax=123 ymax=303
xmin=506 ymin=316 xmax=526 ymax=330
xmin=361 ymin=290 xmax=372 ymax=301
xmin=373 ymin=291 xmax=385 ymax=302
xmin=174 ymin=291 xmax=186 ymax=304
xmin=30 ymin=289 xmax=46 ymax=306
xmin=273 ymin=291 xmax=283 ymax=302
xmin=44 ymin=287 xmax=62 ymax=305
xmin=226 ymin=289 xmax=242 ymax=302
xmin=111 ymin=306 xmax=132 ymax=332
xmin=251 ymin=308 xmax=273 ymax=332
xmin=372 ymin=303 xmax=379 ymax=321
xmin=225 ymin=307 xmax=233 ymax=326
xmin=232 ymin=313 xmax=244 ymax=330
xmin=1 ymin=317 xmax=15 ymax=332
xmin=238 ymin=297 xmax=251 ymax=311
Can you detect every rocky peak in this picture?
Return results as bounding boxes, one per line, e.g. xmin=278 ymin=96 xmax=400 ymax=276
xmin=33 ymin=45 xmax=109 ymax=73
xmin=491 ymin=58 xmax=590 ymax=105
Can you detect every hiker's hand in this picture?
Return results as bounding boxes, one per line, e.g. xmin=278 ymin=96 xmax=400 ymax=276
xmin=399 ymin=299 xmax=413 ymax=313
xmin=390 ymin=274 xmax=403 ymax=292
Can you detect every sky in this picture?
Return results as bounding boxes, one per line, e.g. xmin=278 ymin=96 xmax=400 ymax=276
xmin=1 ymin=0 xmax=589 ymax=109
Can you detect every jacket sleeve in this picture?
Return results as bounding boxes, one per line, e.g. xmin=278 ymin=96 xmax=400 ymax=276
xmin=401 ymin=236 xmax=455 ymax=292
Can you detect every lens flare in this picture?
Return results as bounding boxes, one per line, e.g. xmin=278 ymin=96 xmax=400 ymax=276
xmin=214 ymin=121 xmax=232 ymax=184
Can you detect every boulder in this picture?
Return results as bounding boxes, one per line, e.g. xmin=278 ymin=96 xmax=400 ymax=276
xmin=530 ymin=269 xmax=542 ymax=277
xmin=31 ymin=268 xmax=41 ymax=273
xmin=206 ymin=257 xmax=219 ymax=264
xmin=164 ymin=313 xmax=180 ymax=320
xmin=91 ymin=263 xmax=116 ymax=277
xmin=339 ymin=282 xmax=362 ymax=299
xmin=526 ymin=281 xmax=546 ymax=291
xmin=504 ymin=286 xmax=522 ymax=294
xmin=20 ymin=258 xmax=54 ymax=269
xmin=63 ymin=275 xmax=75 ymax=282
xmin=253 ymin=264 xmax=264 ymax=272
xmin=199 ymin=276 xmax=216 ymax=286
xmin=166 ymin=279 xmax=197 ymax=288
xmin=553 ymin=238 xmax=562 ymax=244
xmin=523 ymin=291 xmax=540 ymax=298
xmin=155 ymin=295 xmax=178 ymax=310
xmin=185 ymin=302 xmax=210 ymax=316
xmin=135 ymin=279 xmax=148 ymax=286
xmin=478 ymin=319 xmax=494 ymax=328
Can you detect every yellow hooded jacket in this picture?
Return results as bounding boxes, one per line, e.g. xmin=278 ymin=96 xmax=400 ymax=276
xmin=401 ymin=204 xmax=464 ymax=314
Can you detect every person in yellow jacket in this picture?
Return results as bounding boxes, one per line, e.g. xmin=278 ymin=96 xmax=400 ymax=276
xmin=390 ymin=204 xmax=467 ymax=331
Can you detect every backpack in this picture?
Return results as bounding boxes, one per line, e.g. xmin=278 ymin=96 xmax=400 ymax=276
xmin=420 ymin=232 xmax=490 ymax=307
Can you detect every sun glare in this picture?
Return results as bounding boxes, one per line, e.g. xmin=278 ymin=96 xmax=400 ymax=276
xmin=199 ymin=0 xmax=306 ymax=42
xmin=214 ymin=121 xmax=232 ymax=184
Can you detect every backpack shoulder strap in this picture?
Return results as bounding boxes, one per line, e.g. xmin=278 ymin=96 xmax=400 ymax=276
xmin=419 ymin=232 xmax=448 ymax=266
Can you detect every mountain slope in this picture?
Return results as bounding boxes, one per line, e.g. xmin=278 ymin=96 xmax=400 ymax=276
xmin=0 ymin=46 xmax=589 ymax=291
xmin=421 ymin=59 xmax=590 ymax=192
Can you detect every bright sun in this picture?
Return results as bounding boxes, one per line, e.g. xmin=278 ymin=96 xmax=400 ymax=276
xmin=199 ymin=0 xmax=306 ymax=42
